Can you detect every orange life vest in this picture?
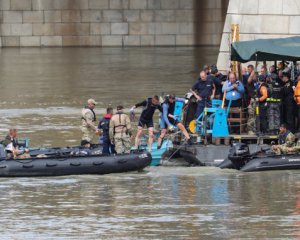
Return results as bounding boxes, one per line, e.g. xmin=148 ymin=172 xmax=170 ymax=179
xmin=294 ymin=82 xmax=300 ymax=105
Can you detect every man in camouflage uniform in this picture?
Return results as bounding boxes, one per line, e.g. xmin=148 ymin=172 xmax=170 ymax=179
xmin=272 ymin=124 xmax=295 ymax=155
xmin=109 ymin=105 xmax=132 ymax=154
xmin=81 ymin=99 xmax=99 ymax=143
xmin=285 ymin=139 xmax=300 ymax=154
xmin=245 ymin=65 xmax=257 ymax=135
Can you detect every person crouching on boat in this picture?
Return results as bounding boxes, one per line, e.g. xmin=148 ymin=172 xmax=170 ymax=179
xmin=158 ymin=94 xmax=192 ymax=147
xmin=271 ymin=124 xmax=295 ymax=155
xmin=98 ymin=107 xmax=116 ymax=154
xmin=1 ymin=129 xmax=29 ymax=158
xmin=131 ymin=95 xmax=162 ymax=152
xmin=109 ymin=105 xmax=132 ymax=154
xmin=81 ymin=99 xmax=100 ymax=144
xmin=71 ymin=140 xmax=92 ymax=156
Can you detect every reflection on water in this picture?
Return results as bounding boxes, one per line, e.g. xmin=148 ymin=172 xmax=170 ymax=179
xmin=0 ymin=168 xmax=299 ymax=239
xmin=0 ymin=48 xmax=299 ymax=239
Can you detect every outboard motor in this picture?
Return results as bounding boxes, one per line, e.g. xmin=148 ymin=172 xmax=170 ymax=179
xmin=228 ymin=143 xmax=250 ymax=170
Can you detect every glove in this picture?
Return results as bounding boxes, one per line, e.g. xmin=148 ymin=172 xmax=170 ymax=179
xmin=130 ymin=107 xmax=135 ymax=113
xmin=185 ymin=99 xmax=189 ymax=104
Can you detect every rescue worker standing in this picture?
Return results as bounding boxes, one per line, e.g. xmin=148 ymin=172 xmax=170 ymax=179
xmin=282 ymin=72 xmax=296 ymax=132
xmin=272 ymin=124 xmax=295 ymax=155
xmin=191 ymin=70 xmax=215 ymax=118
xmin=109 ymin=105 xmax=132 ymax=154
xmin=266 ymin=73 xmax=283 ymax=135
xmin=81 ymin=99 xmax=99 ymax=143
xmin=245 ymin=65 xmax=258 ymax=135
xmin=256 ymin=75 xmax=268 ymax=134
xmin=98 ymin=107 xmax=116 ymax=154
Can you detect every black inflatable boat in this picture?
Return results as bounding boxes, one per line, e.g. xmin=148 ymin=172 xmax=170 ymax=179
xmin=219 ymin=143 xmax=300 ymax=172
xmin=0 ymin=145 xmax=152 ymax=177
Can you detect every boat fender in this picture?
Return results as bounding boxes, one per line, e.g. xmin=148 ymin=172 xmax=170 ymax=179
xmin=46 ymin=163 xmax=57 ymax=167
xmin=70 ymin=162 xmax=81 ymax=166
xmin=93 ymin=161 xmax=104 ymax=166
xmin=23 ymin=164 xmax=34 ymax=168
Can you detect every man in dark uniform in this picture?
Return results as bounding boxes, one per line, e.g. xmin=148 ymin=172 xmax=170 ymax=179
xmin=282 ymin=72 xmax=296 ymax=132
xmin=98 ymin=107 xmax=116 ymax=154
xmin=210 ymin=64 xmax=227 ymax=100
xmin=131 ymin=95 xmax=162 ymax=152
xmin=266 ymin=73 xmax=283 ymax=135
xmin=191 ymin=70 xmax=216 ymax=118
xmin=256 ymin=75 xmax=268 ymax=134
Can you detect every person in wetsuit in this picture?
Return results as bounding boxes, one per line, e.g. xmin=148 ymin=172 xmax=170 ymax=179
xmin=131 ymin=95 xmax=162 ymax=152
xmin=158 ymin=94 xmax=192 ymax=147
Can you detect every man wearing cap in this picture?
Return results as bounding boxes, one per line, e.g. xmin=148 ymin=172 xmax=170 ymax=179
xmin=255 ymin=75 xmax=268 ymax=134
xmin=272 ymin=124 xmax=295 ymax=155
xmin=210 ymin=64 xmax=227 ymax=100
xmin=109 ymin=105 xmax=132 ymax=154
xmin=81 ymin=99 xmax=99 ymax=143
xmin=266 ymin=73 xmax=283 ymax=134
xmin=282 ymin=72 xmax=296 ymax=132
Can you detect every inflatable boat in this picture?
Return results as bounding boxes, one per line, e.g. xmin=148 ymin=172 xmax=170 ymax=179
xmin=219 ymin=143 xmax=300 ymax=172
xmin=0 ymin=146 xmax=152 ymax=177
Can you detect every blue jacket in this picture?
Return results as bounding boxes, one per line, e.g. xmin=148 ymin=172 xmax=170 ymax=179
xmin=222 ymin=80 xmax=245 ymax=101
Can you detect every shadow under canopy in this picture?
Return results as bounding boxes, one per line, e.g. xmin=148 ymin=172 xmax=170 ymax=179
xmin=231 ymin=36 xmax=300 ymax=62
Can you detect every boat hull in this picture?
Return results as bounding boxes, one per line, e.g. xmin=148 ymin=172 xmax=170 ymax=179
xmin=176 ymin=144 xmax=261 ymax=166
xmin=0 ymin=151 xmax=152 ymax=177
xmin=240 ymin=155 xmax=300 ymax=172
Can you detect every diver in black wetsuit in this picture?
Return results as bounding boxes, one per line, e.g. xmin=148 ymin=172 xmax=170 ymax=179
xmin=131 ymin=95 xmax=162 ymax=152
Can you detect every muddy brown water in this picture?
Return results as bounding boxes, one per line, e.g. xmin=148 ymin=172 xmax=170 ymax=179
xmin=0 ymin=47 xmax=299 ymax=239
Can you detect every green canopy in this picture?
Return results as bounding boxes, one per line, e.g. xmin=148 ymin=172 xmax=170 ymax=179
xmin=231 ymin=36 xmax=300 ymax=63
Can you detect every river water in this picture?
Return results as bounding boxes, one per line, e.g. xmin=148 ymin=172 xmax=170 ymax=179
xmin=0 ymin=47 xmax=299 ymax=239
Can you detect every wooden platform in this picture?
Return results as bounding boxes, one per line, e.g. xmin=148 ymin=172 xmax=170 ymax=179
xmin=188 ymin=134 xmax=279 ymax=145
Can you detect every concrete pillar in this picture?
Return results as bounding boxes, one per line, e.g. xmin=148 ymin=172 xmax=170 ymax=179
xmin=217 ymin=0 xmax=300 ymax=72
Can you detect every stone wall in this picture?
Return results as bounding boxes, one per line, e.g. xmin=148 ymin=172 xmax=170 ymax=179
xmin=0 ymin=0 xmax=228 ymax=47
xmin=217 ymin=0 xmax=300 ymax=72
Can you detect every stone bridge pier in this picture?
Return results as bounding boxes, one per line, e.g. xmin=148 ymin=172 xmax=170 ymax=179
xmin=0 ymin=0 xmax=228 ymax=47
